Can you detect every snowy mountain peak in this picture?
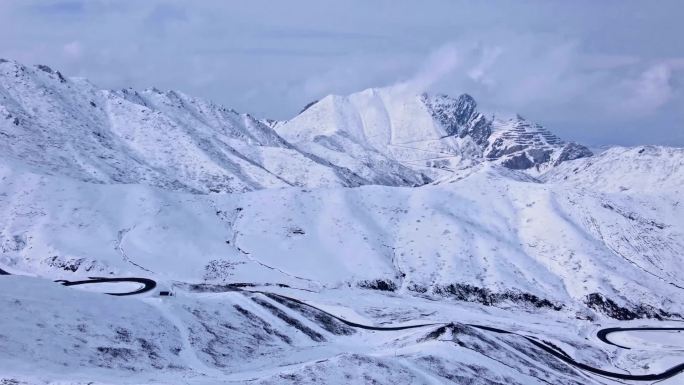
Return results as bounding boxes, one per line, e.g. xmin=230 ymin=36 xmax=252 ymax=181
xmin=423 ymin=93 xmax=477 ymax=130
xmin=485 ymin=116 xmax=593 ymax=171
xmin=0 ymin=61 xmax=376 ymax=193
xmin=277 ymin=86 xmax=592 ymax=179
xmin=1 ymin=60 xmax=594 ymax=193
xmin=421 ymin=92 xmax=491 ymax=145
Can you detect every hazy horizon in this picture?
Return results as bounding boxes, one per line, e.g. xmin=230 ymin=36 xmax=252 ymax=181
xmin=2 ymin=0 xmax=683 ymax=146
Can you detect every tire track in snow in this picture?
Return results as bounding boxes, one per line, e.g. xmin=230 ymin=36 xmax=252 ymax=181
xmin=116 ymin=226 xmax=155 ymax=274
xmin=212 ymin=203 xmax=323 ymax=286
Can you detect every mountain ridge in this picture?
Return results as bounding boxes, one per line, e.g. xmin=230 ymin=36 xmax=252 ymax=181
xmin=1 ymin=59 xmax=599 ymax=194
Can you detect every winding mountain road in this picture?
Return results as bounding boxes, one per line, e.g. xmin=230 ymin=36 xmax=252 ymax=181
xmin=253 ymin=290 xmax=684 ymax=382
xmin=55 ymin=277 xmax=157 ymax=296
xmin=0 ymin=267 xmax=156 ymax=296
xmin=597 ymin=327 xmax=684 ymax=349
xmin=468 ymin=324 xmax=684 ymax=381
xmin=1 ymin=268 xmax=682 ymax=382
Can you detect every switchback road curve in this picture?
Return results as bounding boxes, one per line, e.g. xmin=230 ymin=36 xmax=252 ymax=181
xmin=252 ymin=290 xmax=684 ymax=382
xmin=0 ymin=267 xmax=156 ymax=296
xmin=468 ymin=324 xmax=684 ymax=381
xmin=55 ymin=277 xmax=157 ymax=296
xmin=597 ymin=327 xmax=684 ymax=350
xmin=1 ymin=269 xmax=682 ymax=381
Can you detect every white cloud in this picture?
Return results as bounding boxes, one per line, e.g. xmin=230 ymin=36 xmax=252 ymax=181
xmin=412 ymin=36 xmax=681 ymax=126
xmin=467 ymin=46 xmax=502 ymax=87
xmin=62 ymin=40 xmax=83 ymax=59
xmin=1 ymin=0 xmax=682 ymax=145
xmin=616 ymin=64 xmax=674 ymax=116
xmin=397 ymin=44 xmax=462 ymax=94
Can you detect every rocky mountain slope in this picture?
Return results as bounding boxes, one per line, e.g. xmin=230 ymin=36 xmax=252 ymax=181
xmin=1 ymin=59 xmax=683 ymax=384
xmin=275 ymin=88 xmax=593 ymax=182
xmin=1 ymin=59 xmax=592 ymax=194
xmin=0 ymin=59 xmax=414 ymax=193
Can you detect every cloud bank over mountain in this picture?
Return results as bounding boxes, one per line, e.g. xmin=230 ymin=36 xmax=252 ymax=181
xmin=1 ymin=1 xmax=683 ymax=145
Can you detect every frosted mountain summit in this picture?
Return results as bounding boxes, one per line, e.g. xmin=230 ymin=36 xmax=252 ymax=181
xmin=276 ymin=87 xmax=593 ymax=182
xmin=1 ymin=59 xmax=591 ymax=194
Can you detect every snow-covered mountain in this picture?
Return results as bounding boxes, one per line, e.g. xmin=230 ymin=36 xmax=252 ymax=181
xmin=0 ymin=59 xmax=593 ymax=193
xmin=543 ymin=145 xmax=684 ymax=193
xmin=1 ymin=59 xmax=683 ymax=385
xmin=275 ymin=87 xmax=593 ymax=182
xmin=0 ymin=59 xmax=408 ymax=193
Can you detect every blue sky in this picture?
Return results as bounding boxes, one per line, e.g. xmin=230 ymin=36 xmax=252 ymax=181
xmin=2 ymin=0 xmax=683 ymax=146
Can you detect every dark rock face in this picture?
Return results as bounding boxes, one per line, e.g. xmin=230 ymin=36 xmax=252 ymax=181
xmin=299 ymin=100 xmax=319 ymax=114
xmin=485 ymin=117 xmax=593 ymax=171
xmin=585 ymin=293 xmax=680 ymax=320
xmin=43 ymin=255 xmax=106 ymax=273
xmin=486 ymin=139 xmax=522 ymax=158
xmin=423 ymin=93 xmax=593 ymax=171
xmin=36 ymin=64 xmax=54 ymax=74
xmin=455 ymin=94 xmax=477 ymax=125
xmin=527 ymin=148 xmax=552 ymax=164
xmin=357 ymin=279 xmax=398 ymax=292
xmin=554 ymin=142 xmax=593 ymax=166
xmin=430 ymin=283 xmax=563 ymax=310
xmin=35 ymin=64 xmax=67 ymax=83
xmin=464 ymin=113 xmax=492 ymax=145
xmin=422 ymin=93 xmax=492 ymax=146
xmin=502 ymin=154 xmax=534 ymax=170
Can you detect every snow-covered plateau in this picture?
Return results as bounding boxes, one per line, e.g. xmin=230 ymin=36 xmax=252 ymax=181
xmin=1 ymin=59 xmax=683 ymax=384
